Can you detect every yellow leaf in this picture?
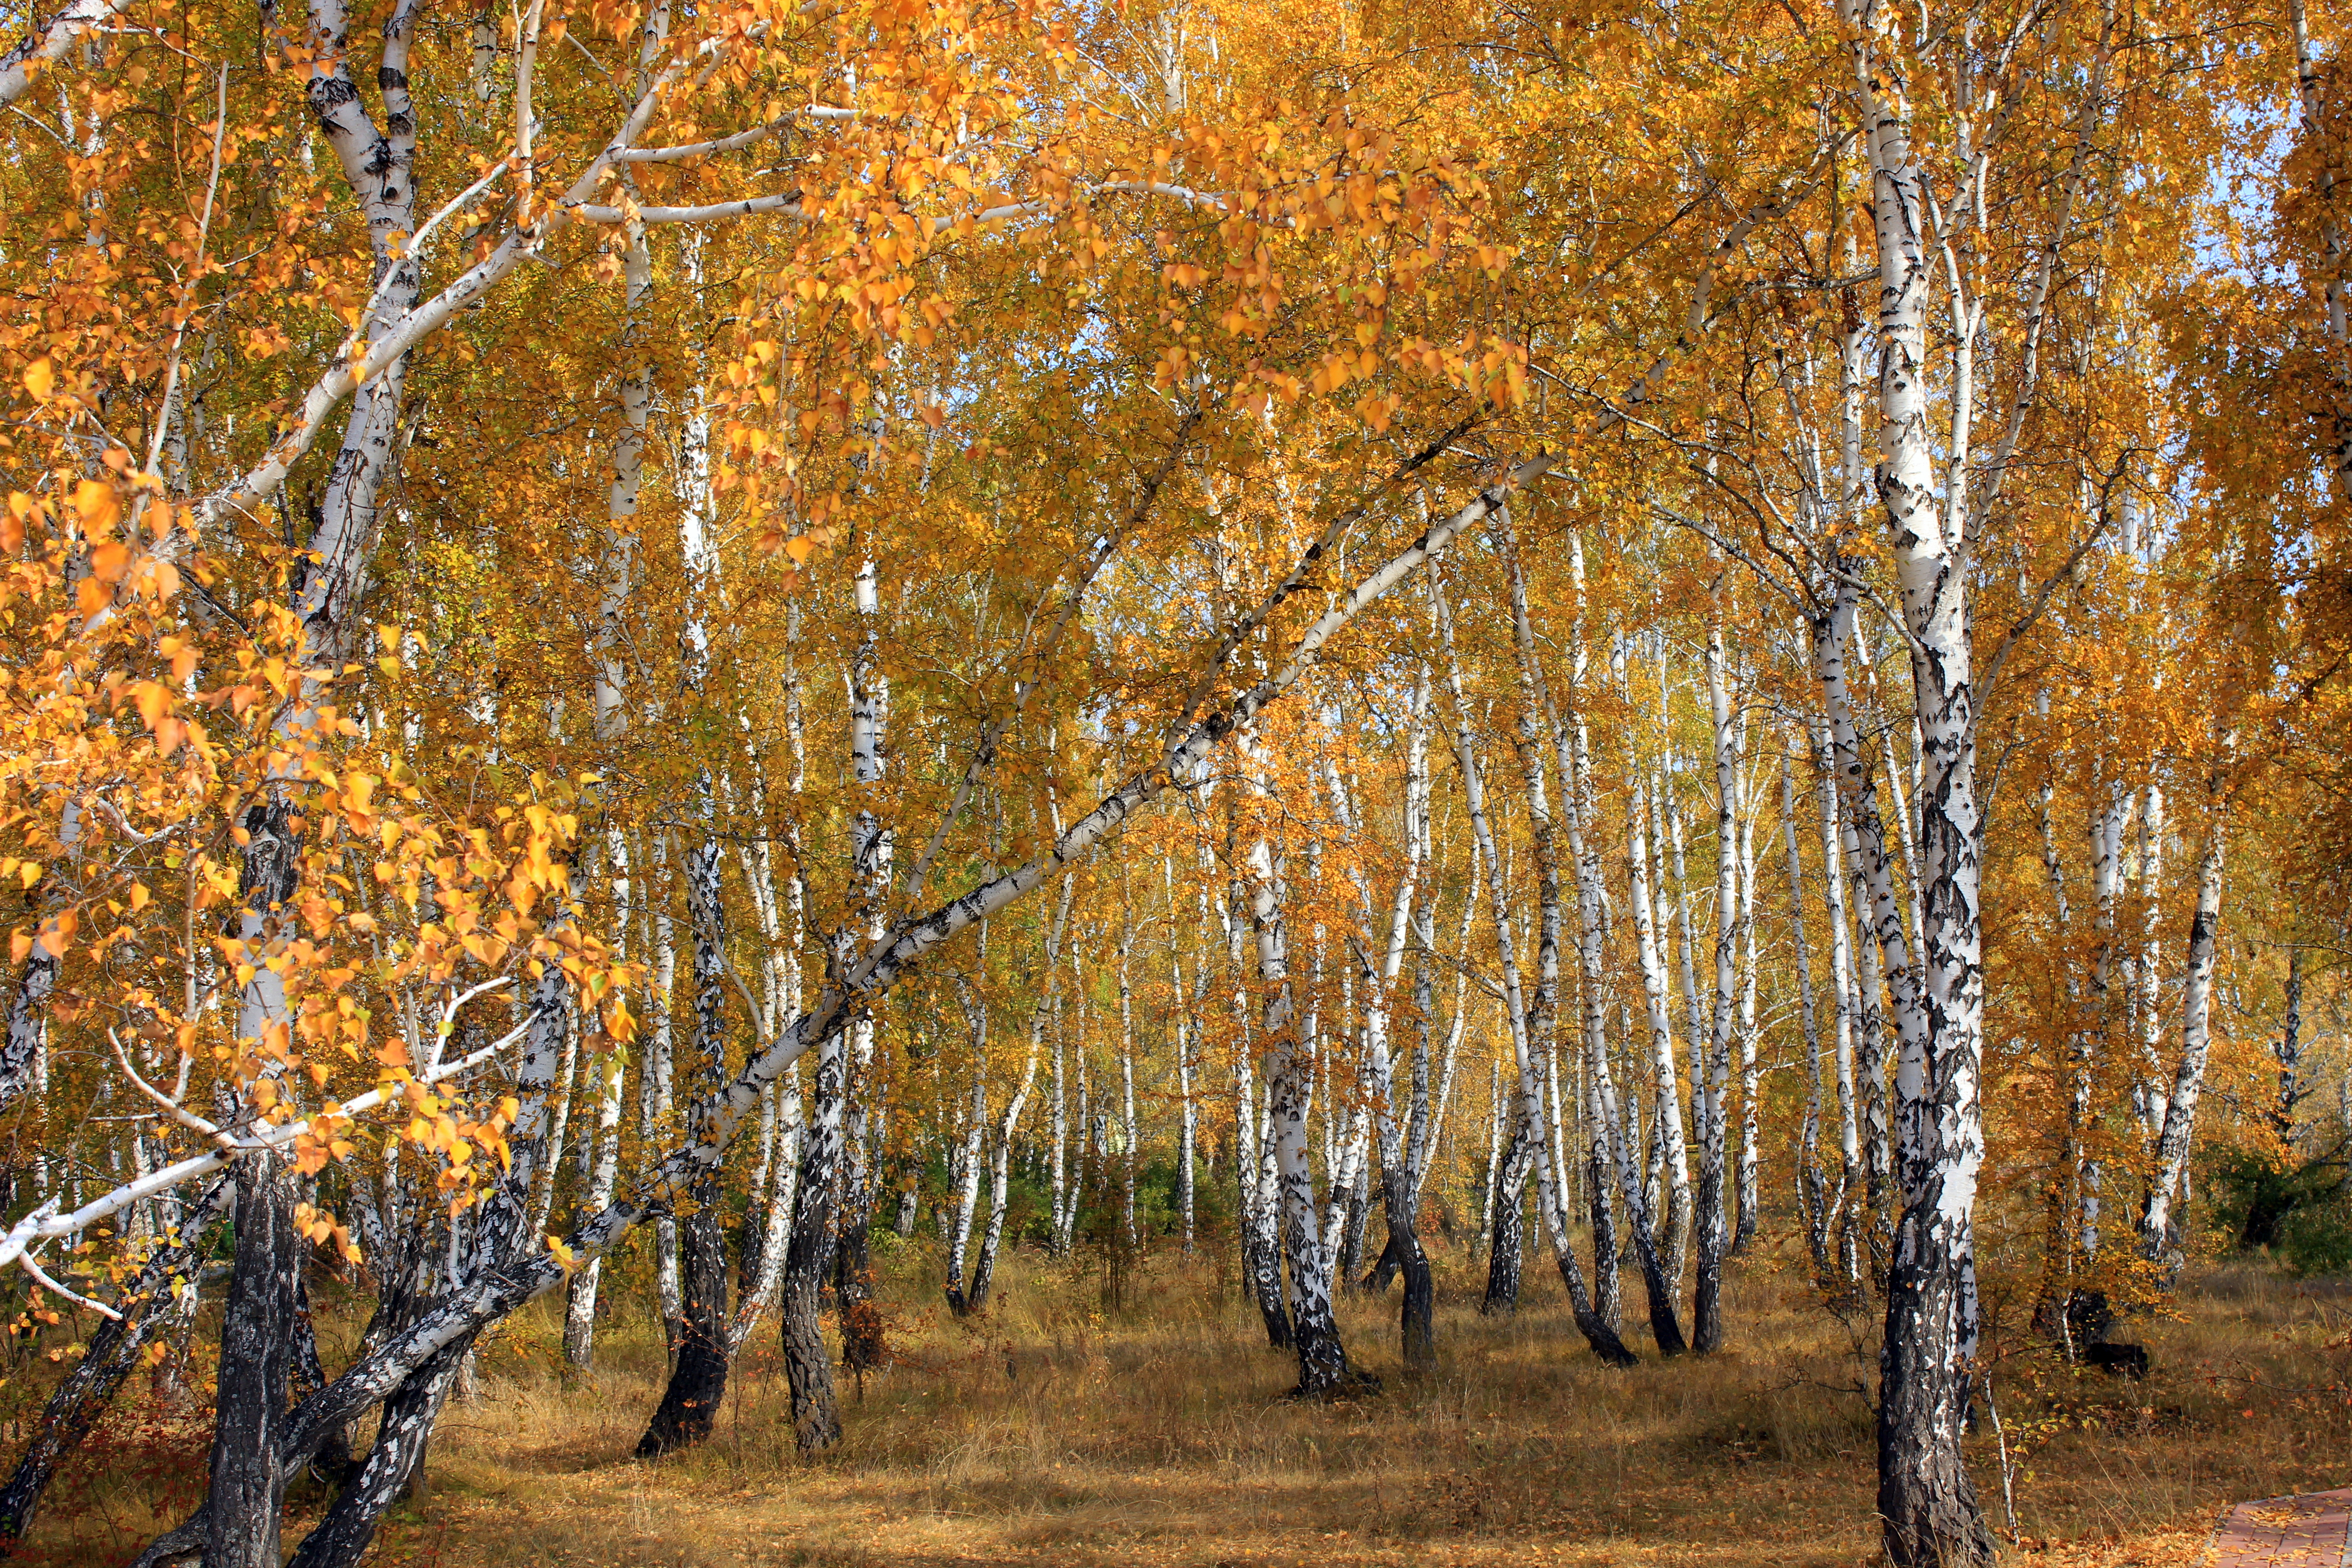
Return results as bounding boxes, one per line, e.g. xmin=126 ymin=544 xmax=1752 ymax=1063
xmin=132 ymin=680 xmax=170 ymax=729
xmin=37 ymin=909 xmax=74 ymax=958
xmin=73 ymin=480 xmax=119 ymax=534
xmin=23 ymin=360 xmax=54 ymax=399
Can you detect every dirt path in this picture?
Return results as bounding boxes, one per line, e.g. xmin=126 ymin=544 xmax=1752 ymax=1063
xmin=2210 ymin=1490 xmax=2352 ymax=1567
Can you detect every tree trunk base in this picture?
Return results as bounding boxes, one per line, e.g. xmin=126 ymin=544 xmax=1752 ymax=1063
xmin=1282 ymin=1367 xmax=1383 ymax=1401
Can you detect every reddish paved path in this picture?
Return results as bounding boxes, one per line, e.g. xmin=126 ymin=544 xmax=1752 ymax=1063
xmin=2211 ymin=1490 xmax=2352 ymax=1567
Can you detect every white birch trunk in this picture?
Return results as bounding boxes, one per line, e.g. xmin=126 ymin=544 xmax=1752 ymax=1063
xmin=943 ymin=981 xmax=990 ymax=1314
xmin=2139 ymin=801 xmax=2228 ymax=1261
xmin=1847 ymin=10 xmax=1996 ymax=1550
xmin=1692 ymin=598 xmax=1745 ymax=1351
xmin=1617 ymin=642 xmax=1694 ymax=1306
xmin=1242 ymin=719 xmax=1353 ymax=1393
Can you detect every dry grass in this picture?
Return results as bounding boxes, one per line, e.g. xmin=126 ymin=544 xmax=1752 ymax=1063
xmin=18 ymin=1235 xmax=2352 ymax=1567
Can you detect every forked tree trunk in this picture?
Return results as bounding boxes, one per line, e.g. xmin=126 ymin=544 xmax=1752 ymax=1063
xmin=284 ymin=1338 xmax=470 ymax=1568
xmin=1242 ymin=723 xmax=1356 ymax=1396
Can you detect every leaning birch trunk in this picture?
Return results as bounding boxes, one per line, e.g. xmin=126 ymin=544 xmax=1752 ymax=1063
xmin=156 ymin=3 xmax=433 ymax=1553
xmin=1815 ymin=603 xmax=1902 ymax=1276
xmin=276 ymin=943 xmax=577 ymax=1568
xmin=0 ymin=1178 xmax=231 ymax=1541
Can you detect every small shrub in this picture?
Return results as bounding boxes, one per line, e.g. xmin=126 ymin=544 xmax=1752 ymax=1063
xmin=2276 ymin=1196 xmax=2352 ymax=1279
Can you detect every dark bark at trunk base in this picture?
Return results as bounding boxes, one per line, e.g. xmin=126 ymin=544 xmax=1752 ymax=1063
xmin=284 ymin=1335 xmax=471 ymax=1568
xmin=1483 ymin=1117 xmax=1541 ymax=1316
xmin=1568 ymin=1303 xmax=1642 ymax=1367
xmin=1400 ymin=1248 xmax=1436 ymax=1369
xmin=1692 ymin=1167 xmax=1727 ymax=1354
xmin=779 ymin=1265 xmax=839 ymax=1453
xmin=1589 ymin=1154 xmax=1623 ymax=1328
xmin=1482 ymin=1166 xmax=1526 ymax=1315
xmin=1556 ymin=1253 xmax=1640 ymax=1368
xmin=1362 ymin=1230 xmax=1402 ymax=1294
xmin=206 ymin=1160 xmax=300 ymax=1568
xmin=1374 ymin=1163 xmax=1435 ymax=1370
xmin=637 ymin=1192 xmax=732 ymax=1456
xmin=1626 ymin=1212 xmax=1687 ymax=1357
xmin=1244 ymin=1225 xmax=1292 ymax=1348
xmin=1283 ymin=1307 xmax=1375 ymax=1400
xmin=1878 ymin=1250 xmax=1995 ymax=1567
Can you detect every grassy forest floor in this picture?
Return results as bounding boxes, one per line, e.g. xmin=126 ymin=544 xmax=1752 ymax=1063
xmin=15 ymin=1235 xmax=2352 ymax=1567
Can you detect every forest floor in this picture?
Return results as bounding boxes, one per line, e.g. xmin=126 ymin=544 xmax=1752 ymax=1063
xmin=15 ymin=1236 xmax=2352 ymax=1568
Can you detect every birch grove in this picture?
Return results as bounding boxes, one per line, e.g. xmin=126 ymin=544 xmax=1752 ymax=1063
xmin=0 ymin=0 xmax=2345 ymax=1561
